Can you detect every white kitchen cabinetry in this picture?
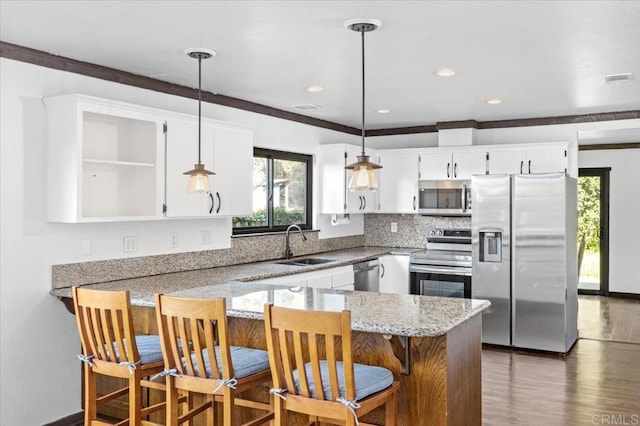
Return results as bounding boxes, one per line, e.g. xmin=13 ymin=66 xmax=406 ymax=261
xmin=419 ymin=150 xmax=486 ymax=180
xmin=378 ymin=255 xmax=410 ymax=295
xmin=318 ymin=144 xmax=378 ymax=214
xmin=488 ymin=143 xmax=568 ymax=175
xmin=44 ymin=94 xmax=165 ymax=222
xmin=258 ymin=265 xmax=354 ymax=290
xmin=164 ymin=118 xmax=253 ymax=218
xmin=378 ymin=151 xmax=419 ymax=213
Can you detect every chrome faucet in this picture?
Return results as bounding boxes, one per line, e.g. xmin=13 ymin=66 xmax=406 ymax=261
xmin=285 ymin=224 xmax=307 ymax=259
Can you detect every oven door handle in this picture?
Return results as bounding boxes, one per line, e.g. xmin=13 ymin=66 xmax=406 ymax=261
xmin=410 ymin=264 xmax=472 ymax=276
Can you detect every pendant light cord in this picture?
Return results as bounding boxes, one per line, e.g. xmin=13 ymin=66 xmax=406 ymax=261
xmin=360 ymin=28 xmax=366 ymax=156
xmin=197 ymin=56 xmax=202 ymax=165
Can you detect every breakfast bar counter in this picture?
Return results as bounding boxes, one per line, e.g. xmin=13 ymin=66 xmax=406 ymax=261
xmin=55 ymin=275 xmax=488 ymax=425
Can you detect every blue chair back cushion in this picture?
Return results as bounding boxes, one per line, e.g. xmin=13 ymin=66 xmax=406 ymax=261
xmin=293 ymin=361 xmax=394 ymax=401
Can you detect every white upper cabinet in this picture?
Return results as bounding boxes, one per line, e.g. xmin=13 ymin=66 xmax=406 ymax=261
xmin=165 ymin=118 xmax=253 ymax=218
xmin=419 ymin=150 xmax=487 ymax=180
xmin=45 ymin=94 xmax=253 ymax=222
xmin=44 ymin=94 xmax=165 ymax=222
xmin=378 ymin=151 xmax=419 ymax=213
xmin=318 ymin=144 xmax=378 ymax=214
xmin=487 ymin=143 xmax=569 ymax=175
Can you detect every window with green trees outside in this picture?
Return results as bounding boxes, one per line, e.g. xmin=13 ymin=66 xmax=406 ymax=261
xmin=233 ymin=148 xmax=312 ymax=234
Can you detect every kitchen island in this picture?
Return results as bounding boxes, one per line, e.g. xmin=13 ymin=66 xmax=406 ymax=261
xmin=55 ymin=278 xmax=489 ymax=425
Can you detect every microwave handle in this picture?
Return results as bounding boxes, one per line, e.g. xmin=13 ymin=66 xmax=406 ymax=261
xmin=461 ymin=183 xmax=467 ymax=213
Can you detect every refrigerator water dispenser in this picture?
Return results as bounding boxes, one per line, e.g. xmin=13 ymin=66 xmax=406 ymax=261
xmin=479 ymin=231 xmax=502 ymax=263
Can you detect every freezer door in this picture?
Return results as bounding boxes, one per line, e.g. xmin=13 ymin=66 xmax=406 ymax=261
xmin=513 ymin=173 xmax=568 ymax=352
xmin=472 ymin=174 xmax=511 ymax=346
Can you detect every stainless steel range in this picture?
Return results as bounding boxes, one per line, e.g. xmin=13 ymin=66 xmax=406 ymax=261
xmin=409 ymin=228 xmax=472 ymax=298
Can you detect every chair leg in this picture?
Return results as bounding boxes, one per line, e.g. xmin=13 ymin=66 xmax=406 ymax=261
xmin=274 ymin=396 xmax=286 ymax=426
xmin=129 ymin=371 xmax=142 ymax=426
xmin=223 ymin=388 xmax=234 ymax=426
xmin=385 ymin=394 xmax=397 ymax=426
xmin=84 ymin=364 xmax=97 ymax=424
xmin=166 ymin=376 xmax=180 ymax=426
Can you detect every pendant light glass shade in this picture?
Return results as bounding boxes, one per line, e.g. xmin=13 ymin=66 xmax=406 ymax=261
xmin=346 ymin=155 xmax=381 ymax=190
xmin=183 ymin=48 xmax=216 ymax=193
xmin=344 ymin=19 xmax=382 ymax=192
xmin=184 ymin=163 xmax=215 ymax=192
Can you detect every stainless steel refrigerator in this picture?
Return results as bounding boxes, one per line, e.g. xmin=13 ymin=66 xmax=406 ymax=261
xmin=471 ymin=173 xmax=578 ymax=353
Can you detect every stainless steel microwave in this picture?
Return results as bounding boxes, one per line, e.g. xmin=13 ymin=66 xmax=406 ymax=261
xmin=418 ymin=180 xmax=471 ymax=216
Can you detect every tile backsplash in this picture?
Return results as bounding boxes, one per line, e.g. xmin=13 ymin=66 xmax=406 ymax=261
xmin=364 ymin=214 xmax=471 ymax=248
xmin=52 ymin=214 xmax=470 ymax=288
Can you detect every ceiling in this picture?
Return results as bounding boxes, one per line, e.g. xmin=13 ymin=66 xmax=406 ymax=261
xmin=1 ymin=1 xmax=639 ymax=130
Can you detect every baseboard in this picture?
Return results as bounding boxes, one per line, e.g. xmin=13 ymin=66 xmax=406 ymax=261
xmin=609 ymin=292 xmax=640 ymax=299
xmin=42 ymin=412 xmax=83 ymax=426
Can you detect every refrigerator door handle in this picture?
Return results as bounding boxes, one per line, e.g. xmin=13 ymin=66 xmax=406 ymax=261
xmin=461 ymin=183 xmax=467 ymax=213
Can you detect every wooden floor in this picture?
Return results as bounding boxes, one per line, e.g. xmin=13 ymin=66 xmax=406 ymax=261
xmin=483 ymin=295 xmax=640 ymax=425
xmin=578 ymin=295 xmax=640 ymax=343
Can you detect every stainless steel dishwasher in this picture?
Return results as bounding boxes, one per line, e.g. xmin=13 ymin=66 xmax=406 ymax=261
xmin=353 ymin=259 xmax=379 ymax=292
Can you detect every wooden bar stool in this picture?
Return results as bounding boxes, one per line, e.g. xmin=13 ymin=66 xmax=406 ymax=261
xmin=154 ymin=294 xmax=274 ymax=426
xmin=263 ymin=303 xmax=400 ymax=425
xmin=72 ymin=286 xmax=166 ymax=426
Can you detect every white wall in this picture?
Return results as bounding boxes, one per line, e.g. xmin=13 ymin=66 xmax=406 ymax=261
xmin=579 ymin=148 xmax=640 ymax=294
xmin=0 ymin=58 xmax=362 ymax=424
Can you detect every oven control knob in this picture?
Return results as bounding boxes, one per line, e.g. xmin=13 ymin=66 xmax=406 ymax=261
xmin=437 ymin=230 xmax=443 ymax=236
xmin=429 ymin=230 xmax=435 ymax=236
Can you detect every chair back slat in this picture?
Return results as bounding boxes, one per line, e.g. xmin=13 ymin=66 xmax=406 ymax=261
xmin=263 ymin=304 xmax=355 ymax=402
xmin=326 ymin=335 xmax=340 ymax=400
xmin=155 ymin=294 xmax=232 ymax=380
xmin=73 ymin=287 xmax=139 ymax=364
xmin=292 ymin=331 xmax=310 ymax=397
xmin=307 ymin=332 xmax=325 ymax=400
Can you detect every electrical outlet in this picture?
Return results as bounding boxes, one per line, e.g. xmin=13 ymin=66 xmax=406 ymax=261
xmin=201 ymin=230 xmax=211 ymax=245
xmin=170 ymin=232 xmax=179 ymax=248
xmin=123 ymin=236 xmax=137 ymax=253
xmin=391 ymin=222 xmax=398 ymax=233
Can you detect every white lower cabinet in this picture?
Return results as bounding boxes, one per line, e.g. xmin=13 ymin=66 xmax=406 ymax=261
xmin=258 ymin=265 xmax=354 ymax=290
xmin=378 ymin=255 xmax=410 ymax=295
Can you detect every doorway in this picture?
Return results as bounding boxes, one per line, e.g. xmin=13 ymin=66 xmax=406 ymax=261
xmin=577 ymin=168 xmax=610 ymax=295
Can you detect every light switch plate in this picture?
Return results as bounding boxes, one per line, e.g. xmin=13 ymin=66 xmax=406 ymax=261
xmin=391 ymin=222 xmax=398 ymax=233
xmin=123 ymin=236 xmax=137 ymax=253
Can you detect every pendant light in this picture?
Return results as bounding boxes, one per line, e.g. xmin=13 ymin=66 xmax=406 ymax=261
xmin=183 ymin=48 xmax=216 ymax=193
xmin=344 ymin=19 xmax=383 ymax=191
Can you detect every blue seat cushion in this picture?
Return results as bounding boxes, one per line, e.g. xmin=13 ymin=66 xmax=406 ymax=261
xmin=134 ymin=335 xmax=164 ymax=365
xmin=186 ymin=346 xmax=270 ymax=379
xmin=293 ymin=361 xmax=394 ymax=401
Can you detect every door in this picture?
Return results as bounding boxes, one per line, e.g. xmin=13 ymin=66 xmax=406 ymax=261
xmin=164 ymin=117 xmax=215 ymax=217
xmin=451 ymin=150 xmax=487 ymax=179
xmin=419 ymin=151 xmax=452 ymax=180
xmin=512 ymin=173 xmax=568 ymax=352
xmin=524 ymin=146 xmax=568 ymax=174
xmin=379 ymin=255 xmax=410 ymax=294
xmin=471 ymin=174 xmax=512 ymax=346
xmin=577 ymin=168 xmax=610 ymax=296
xmin=378 ymin=152 xmax=419 ymax=213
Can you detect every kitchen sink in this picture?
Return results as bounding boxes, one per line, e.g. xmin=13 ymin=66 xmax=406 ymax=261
xmin=278 ymin=258 xmax=334 ymax=266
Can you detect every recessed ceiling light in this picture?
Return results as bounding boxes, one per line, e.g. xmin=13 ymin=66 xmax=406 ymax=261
xmin=377 ymin=109 xmax=391 ymax=114
xmin=306 ymin=85 xmax=324 ymax=93
xmin=485 ymin=98 xmax=503 ymax=105
xmin=435 ymin=68 xmax=457 ymax=77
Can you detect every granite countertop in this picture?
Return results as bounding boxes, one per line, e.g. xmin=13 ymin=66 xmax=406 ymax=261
xmin=50 ymin=246 xmax=489 ymax=337
xmin=50 ymin=247 xmax=414 ymax=304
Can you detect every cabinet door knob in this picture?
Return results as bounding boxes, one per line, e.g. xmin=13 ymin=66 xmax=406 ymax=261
xmin=447 ymin=162 xmax=451 ymax=178
xmin=363 ymin=196 xmax=367 ymax=210
xmin=216 ymin=192 xmax=221 ymax=214
xmin=209 ymin=192 xmax=214 ymax=214
xmin=528 ymin=160 xmax=532 ymax=174
xmin=359 ymin=195 xmax=364 ymax=210
xmin=454 ymin=163 xmax=458 ymax=178
xmin=520 ymin=160 xmax=524 ymax=174
xmin=413 ymin=196 xmax=417 ymax=211
xmin=380 ymin=263 xmax=385 ymax=278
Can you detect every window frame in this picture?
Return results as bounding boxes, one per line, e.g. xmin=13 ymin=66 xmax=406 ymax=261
xmin=232 ymin=147 xmax=313 ymax=235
